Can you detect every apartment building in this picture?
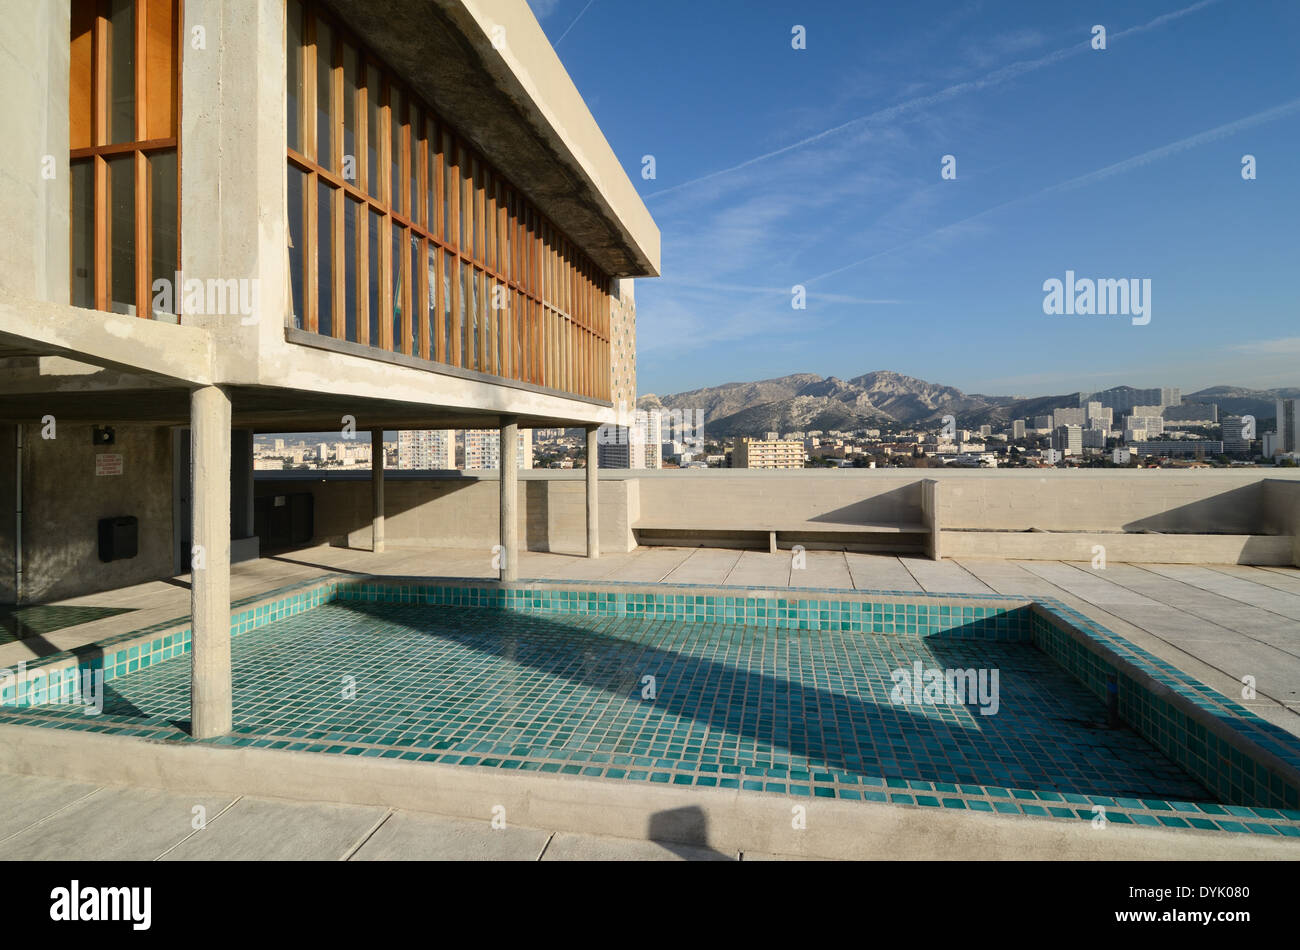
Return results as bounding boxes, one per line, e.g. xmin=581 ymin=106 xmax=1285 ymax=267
xmin=0 ymin=0 xmax=659 ymax=737
xmin=464 ymin=427 xmax=533 ymax=469
xmin=397 ymin=429 xmax=454 ymax=469
xmin=733 ymin=437 xmax=805 ymax=469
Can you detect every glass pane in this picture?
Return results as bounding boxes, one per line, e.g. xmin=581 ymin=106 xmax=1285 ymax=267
xmin=287 ymin=165 xmax=305 ymax=327
xmin=70 ymin=2 xmax=95 ymax=149
xmin=459 ymin=260 xmax=470 ymax=368
xmin=484 ymin=174 xmax=494 ymax=269
xmin=427 ymin=245 xmax=438 ymax=360
xmin=482 ymin=273 xmax=492 ymax=375
xmin=442 ymin=132 xmax=453 ymax=243
xmin=410 ymin=106 xmax=422 ymax=226
xmin=107 ymin=155 xmax=135 ymax=314
xmin=318 ymin=182 xmax=334 ymax=336
xmin=366 ymin=64 xmax=381 ymax=198
xmin=144 ymin=0 xmax=177 ymax=139
xmin=390 ymin=221 xmax=402 ymax=352
xmin=367 ymin=209 xmax=381 ymax=345
xmin=473 ymin=159 xmax=483 ymax=261
xmin=410 ymin=232 xmax=420 ymax=354
xmin=70 ymin=159 xmax=95 ymax=308
xmin=287 ymin=165 xmax=306 ymax=327
xmin=344 ymin=197 xmax=358 ymax=341
xmin=107 ymin=0 xmax=135 ymax=144
xmin=389 ymin=87 xmax=403 ymax=213
xmin=443 ymin=248 xmax=453 ymax=362
xmin=149 ymin=150 xmax=178 ymax=319
xmin=460 ymin=148 xmax=471 ymax=251
xmin=427 ymin=119 xmax=438 ymax=237
xmin=342 ymin=43 xmax=359 ymax=184
xmin=286 ymin=0 xmax=304 ymax=151
xmin=314 ymin=19 xmax=333 ymax=170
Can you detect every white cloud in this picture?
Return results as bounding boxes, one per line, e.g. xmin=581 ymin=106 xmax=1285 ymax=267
xmin=526 ymin=0 xmax=561 ymax=21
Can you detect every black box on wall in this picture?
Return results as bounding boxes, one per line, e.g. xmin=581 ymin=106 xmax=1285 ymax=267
xmin=98 ymin=516 xmax=138 ymax=562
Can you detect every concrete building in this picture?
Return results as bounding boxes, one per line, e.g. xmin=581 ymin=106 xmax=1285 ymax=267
xmin=1279 ymin=398 xmax=1300 ymax=455
xmin=1033 ymin=415 xmax=1055 ymax=431
xmin=1051 ymin=425 xmax=1082 ymax=457
xmin=1011 ymin=419 xmax=1026 ymax=439
xmin=464 ymin=428 xmax=533 ymax=470
xmin=733 ymin=438 xmax=805 ymax=469
xmin=1080 ymin=388 xmax=1180 ymax=412
xmin=0 ymin=0 xmax=658 ymax=736
xmin=1222 ymin=416 xmax=1252 ymax=456
xmin=1134 ymin=441 xmax=1224 ymax=458
xmin=397 ymin=430 xmax=455 ymax=470
xmin=1165 ymin=403 xmax=1218 ymax=424
xmin=1053 ymin=408 xmax=1086 ymax=427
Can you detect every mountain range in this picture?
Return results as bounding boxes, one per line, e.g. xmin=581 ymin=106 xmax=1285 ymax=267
xmin=636 ymin=371 xmax=1300 ymax=438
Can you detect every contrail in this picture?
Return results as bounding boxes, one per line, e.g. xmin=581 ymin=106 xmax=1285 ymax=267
xmin=555 ymin=0 xmax=597 ymax=46
xmin=804 ymin=97 xmax=1300 ymax=284
xmin=643 ymin=0 xmax=1225 ymax=201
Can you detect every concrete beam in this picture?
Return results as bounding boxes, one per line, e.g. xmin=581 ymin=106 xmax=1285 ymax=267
xmin=371 ymin=429 xmax=385 ymax=554
xmin=499 ymin=416 xmax=518 ymax=581
xmin=586 ymin=426 xmax=599 ymax=559
xmin=190 ymin=385 xmax=233 ymax=739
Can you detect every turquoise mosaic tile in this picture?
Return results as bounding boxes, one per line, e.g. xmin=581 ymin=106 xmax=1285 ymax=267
xmin=3 ymin=574 xmax=1300 ymax=839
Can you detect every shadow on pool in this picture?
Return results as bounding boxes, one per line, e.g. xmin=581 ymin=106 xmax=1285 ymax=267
xmin=324 ymin=600 xmax=1210 ymax=803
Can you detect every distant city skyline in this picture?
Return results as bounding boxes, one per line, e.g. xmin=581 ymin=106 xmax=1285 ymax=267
xmin=530 ymin=0 xmax=1300 ymax=397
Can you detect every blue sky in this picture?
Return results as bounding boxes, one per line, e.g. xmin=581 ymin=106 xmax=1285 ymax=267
xmin=527 ymin=0 xmax=1299 ymax=399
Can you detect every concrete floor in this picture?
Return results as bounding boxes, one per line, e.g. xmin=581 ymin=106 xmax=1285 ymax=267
xmin=7 ymin=543 xmax=1299 ymax=738
xmin=0 ymin=771 xmax=746 ymax=861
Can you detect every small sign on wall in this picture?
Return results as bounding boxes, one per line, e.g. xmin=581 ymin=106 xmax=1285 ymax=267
xmin=95 ymin=453 xmax=124 ymax=476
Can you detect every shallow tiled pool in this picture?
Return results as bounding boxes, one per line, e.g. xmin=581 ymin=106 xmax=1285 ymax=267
xmin=5 ymin=577 xmax=1300 ymax=837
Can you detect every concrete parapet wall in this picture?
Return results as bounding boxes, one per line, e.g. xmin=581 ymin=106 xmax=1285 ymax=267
xmin=254 ymin=472 xmax=636 ymax=556
xmin=940 ymin=531 xmax=1292 ymax=565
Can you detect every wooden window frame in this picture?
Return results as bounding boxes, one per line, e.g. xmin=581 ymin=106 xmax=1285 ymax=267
xmin=70 ymin=0 xmax=182 ymax=319
xmin=288 ymin=0 xmax=613 ymax=398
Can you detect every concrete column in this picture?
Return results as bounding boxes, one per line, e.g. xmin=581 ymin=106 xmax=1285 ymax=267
xmin=190 ymin=385 xmax=232 ymax=739
xmin=586 ymin=425 xmax=600 ymax=559
xmin=499 ymin=416 xmax=518 ymax=581
xmin=371 ymin=428 xmax=385 ymax=553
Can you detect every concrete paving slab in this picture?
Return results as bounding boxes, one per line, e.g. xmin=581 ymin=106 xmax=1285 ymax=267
xmin=722 ymin=551 xmax=793 ymax=587
xmin=788 ymin=551 xmax=854 ymax=589
xmin=350 ymin=811 xmax=551 ymax=860
xmin=161 ymin=797 xmax=387 ymax=861
xmin=898 ymin=557 xmax=994 ymax=595
xmin=1 ymin=785 xmax=235 ymax=860
xmin=662 ymin=548 xmax=744 ymax=585
xmin=541 ymin=831 xmax=735 ymax=861
xmin=601 ymin=547 xmax=692 ymax=583
xmin=0 ymin=772 xmax=101 ymax=841
xmin=844 ymin=554 xmax=924 ymax=592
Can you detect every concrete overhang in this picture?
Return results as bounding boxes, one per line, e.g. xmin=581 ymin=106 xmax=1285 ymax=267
xmin=324 ymin=0 xmax=660 ymax=279
xmin=0 ymin=384 xmax=612 ymax=431
xmin=0 ymin=294 xmax=214 ymax=386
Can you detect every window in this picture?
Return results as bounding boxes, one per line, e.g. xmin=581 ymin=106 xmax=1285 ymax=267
xmin=287 ymin=0 xmax=612 ymax=399
xmin=70 ymin=0 xmax=181 ymax=320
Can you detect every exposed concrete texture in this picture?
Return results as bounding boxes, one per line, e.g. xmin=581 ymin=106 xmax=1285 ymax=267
xmin=190 ymin=386 xmax=232 ymax=739
xmin=19 ymin=423 xmax=175 ymax=604
xmin=257 ymin=471 xmax=637 ymax=555
xmin=500 ymin=417 xmax=519 ymax=580
xmin=0 ymin=0 xmax=69 ymax=306
xmin=371 ymin=428 xmax=386 ymax=554
xmin=351 ymin=811 xmax=551 ymax=861
xmin=0 ymin=784 xmax=235 ymax=861
xmin=586 ymin=426 xmax=599 ymax=558
xmin=1263 ymin=479 xmax=1300 ymax=566
xmin=0 ymin=424 xmax=15 ymax=603
xmin=2 ymin=731 xmax=1295 ymax=861
xmin=160 ymin=798 xmax=386 ymax=861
